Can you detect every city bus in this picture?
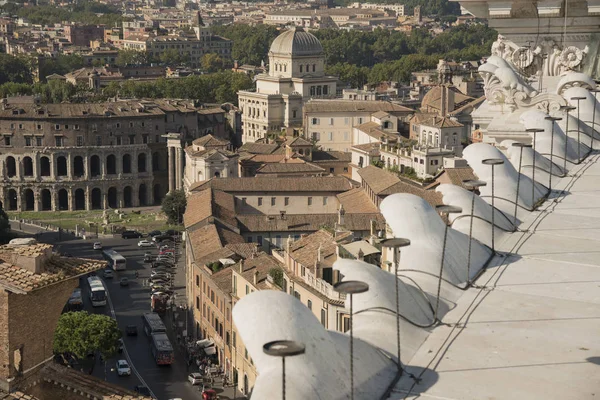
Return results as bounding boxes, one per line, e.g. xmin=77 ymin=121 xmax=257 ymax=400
xmin=150 ymin=332 xmax=174 ymax=365
xmin=87 ymin=276 xmax=107 ymax=307
xmin=102 ymin=249 xmax=127 ymax=271
xmin=142 ymin=312 xmax=167 ymax=337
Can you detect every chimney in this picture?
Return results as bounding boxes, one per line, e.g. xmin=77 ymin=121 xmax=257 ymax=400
xmin=285 ymin=145 xmax=293 ymax=160
xmin=286 ymin=235 xmax=292 ymax=254
xmin=358 ymin=248 xmax=364 ymax=261
xmin=253 ymin=271 xmax=259 ymax=286
xmin=239 ymin=259 xmax=244 ymax=273
xmin=317 ymin=244 xmax=322 ymax=262
xmin=338 ymin=205 xmax=345 ymax=226
xmin=370 ymin=219 xmax=376 ymax=237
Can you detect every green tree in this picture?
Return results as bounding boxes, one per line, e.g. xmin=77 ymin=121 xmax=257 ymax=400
xmin=161 ymin=190 xmax=187 ymax=224
xmin=268 ymin=268 xmax=284 ymax=288
xmin=201 ymin=53 xmax=225 ymax=72
xmin=116 ymin=49 xmax=151 ymax=67
xmin=160 ymin=49 xmax=185 ymax=66
xmin=53 ymin=312 xmax=122 ymax=360
xmin=0 ymin=54 xmax=32 ymax=84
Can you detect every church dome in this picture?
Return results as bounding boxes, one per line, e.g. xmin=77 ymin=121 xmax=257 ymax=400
xmin=269 ymin=26 xmax=323 ymax=57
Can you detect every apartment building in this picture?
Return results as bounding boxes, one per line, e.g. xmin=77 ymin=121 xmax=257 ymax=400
xmin=304 ymin=99 xmax=413 ymax=152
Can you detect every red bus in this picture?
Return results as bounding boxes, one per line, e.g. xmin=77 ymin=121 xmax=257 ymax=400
xmin=151 ymin=332 xmax=174 ymax=365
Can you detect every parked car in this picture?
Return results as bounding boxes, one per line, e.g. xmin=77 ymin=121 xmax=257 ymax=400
xmin=152 ymin=235 xmax=174 ymax=243
xmin=93 ymin=242 xmax=103 ymax=250
xmin=122 ymin=230 xmax=143 ymax=239
xmin=103 ymin=269 xmax=114 ymax=279
xmin=134 ymin=385 xmax=152 ymax=396
xmin=148 ymin=230 xmax=162 ymax=237
xmin=151 ymin=271 xmax=172 ymax=278
xmin=188 ymin=372 xmax=203 ymax=385
xmin=138 ymin=240 xmax=153 ymax=247
xmin=165 ymin=230 xmax=178 ymax=237
xmin=125 ymin=325 xmax=138 ymax=336
xmin=116 ymin=360 xmax=131 ymax=376
xmin=119 ymin=277 xmax=129 ymax=287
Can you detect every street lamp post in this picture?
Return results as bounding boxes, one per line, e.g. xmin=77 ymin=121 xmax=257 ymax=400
xmin=545 ymin=116 xmax=562 ymax=190
xmin=559 ymin=105 xmax=576 ymax=171
xmin=511 ymin=143 xmax=532 ymax=224
xmin=380 ymin=238 xmax=411 ymax=374
xmin=590 ymin=89 xmax=600 ymax=151
xmin=434 ymin=205 xmax=462 ymax=321
xmin=571 ymin=96 xmax=587 ymax=161
xmin=333 ymin=280 xmax=369 ymax=400
xmin=462 ymin=179 xmax=487 ymax=284
xmin=263 ymin=340 xmax=306 ymax=400
xmin=526 ymin=128 xmax=544 ymax=206
xmin=481 ymin=158 xmax=504 ymax=253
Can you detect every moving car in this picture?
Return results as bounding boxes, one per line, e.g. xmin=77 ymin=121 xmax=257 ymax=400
xmin=103 ymin=269 xmax=114 ymax=279
xmin=188 ymin=372 xmax=203 ymax=385
xmin=138 ymin=240 xmax=153 ymax=247
xmin=126 ymin=325 xmax=138 ymax=336
xmin=118 ymin=339 xmax=124 ymax=353
xmin=116 ymin=360 xmax=131 ymax=376
xmin=122 ymin=230 xmax=143 ymax=239
xmin=119 ymin=277 xmax=129 ymax=287
xmin=93 ymin=242 xmax=103 ymax=250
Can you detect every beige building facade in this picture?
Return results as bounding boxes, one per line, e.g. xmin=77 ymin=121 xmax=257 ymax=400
xmin=237 ymin=27 xmax=338 ymax=143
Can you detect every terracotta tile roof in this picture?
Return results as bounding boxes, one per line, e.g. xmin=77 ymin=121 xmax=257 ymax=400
xmin=420 ymin=116 xmax=464 ymax=128
xmin=243 ymin=154 xmax=286 ymax=163
xmin=358 ymin=165 xmax=400 ymax=193
xmin=352 ymin=142 xmax=380 ymax=156
xmin=196 ymin=247 xmax=237 ymax=267
xmin=380 ymin=180 xmax=444 ymax=208
xmin=211 ymin=267 xmax=233 ymax=294
xmin=184 ymin=188 xmax=237 ymax=229
xmin=236 ymin=213 xmax=383 ymax=233
xmin=289 ymin=230 xmax=338 ymax=270
xmin=371 ymin=110 xmax=390 ymax=119
xmin=311 ymin=150 xmax=352 ymax=163
xmin=236 ymin=252 xmax=283 ymax=290
xmin=192 ymin=134 xmax=230 ymax=148
xmin=304 ymin=100 xmax=413 ymax=114
xmin=238 ymin=143 xmax=280 ymax=154
xmin=337 ymin=188 xmax=378 ymax=213
xmin=256 ymin=161 xmax=325 ymax=175
xmin=188 ymin=224 xmax=224 ymax=263
xmin=285 ymin=137 xmax=312 ymax=147
xmin=191 ymin=176 xmax=355 ymax=193
xmin=225 ymin=243 xmax=259 ymax=259
xmin=437 ymin=167 xmax=478 ymax=189
xmin=217 ymin=226 xmax=245 ymax=246
xmin=0 ymin=246 xmax=104 ymax=294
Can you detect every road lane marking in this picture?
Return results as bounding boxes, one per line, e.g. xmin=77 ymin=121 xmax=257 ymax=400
xmin=104 ymin=278 xmax=157 ymax=399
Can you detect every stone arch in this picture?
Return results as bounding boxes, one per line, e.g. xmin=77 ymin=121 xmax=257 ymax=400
xmin=153 ymin=184 xmax=163 ymax=205
xmin=107 ymin=187 xmax=117 ymax=208
xmin=122 ymin=154 xmax=132 ymax=174
xmin=214 ymin=171 xmax=220 ymax=178
xmin=40 ymin=156 xmax=50 ymax=177
xmin=57 ymin=189 xmax=69 ymax=211
xmin=6 ymin=156 xmax=16 ymax=178
xmin=138 ymin=184 xmax=147 ymax=206
xmin=23 ymin=157 xmax=33 ymax=177
xmin=90 ymin=155 xmax=101 ymax=177
xmin=7 ymin=189 xmax=17 ymax=210
xmin=91 ymin=188 xmax=102 ymax=210
xmin=73 ymin=156 xmax=84 ymax=177
xmin=138 ymin=153 xmax=147 ymax=173
xmin=197 ymin=171 xmax=203 ymax=181
xmin=41 ymin=189 xmax=51 ymax=211
xmin=23 ymin=189 xmax=34 ymax=211
xmin=106 ymin=154 xmax=116 ymax=175
xmin=74 ymin=188 xmax=85 ymax=210
xmin=57 ymin=156 xmax=67 ymax=176
xmin=123 ymin=186 xmax=133 ymax=207
xmin=152 ymin=152 xmax=160 ymax=171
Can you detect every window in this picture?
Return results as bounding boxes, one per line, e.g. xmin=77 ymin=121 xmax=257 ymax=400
xmin=226 ymin=332 xmax=230 ymax=346
xmin=257 ymin=236 xmax=263 ymax=246
xmin=129 ymin=135 xmax=135 ymax=145
xmin=329 ymin=118 xmax=334 ymax=126
xmin=54 ymin=124 xmax=60 ymax=130
xmin=196 ymin=297 xmax=200 ymax=309
xmin=203 ymin=303 xmax=206 ymax=317
xmin=96 ymin=136 xmax=102 ymax=146
xmin=420 ymin=159 xmax=424 ymax=165
xmin=258 ymin=197 xmax=263 ymax=206
xmin=211 ymin=291 xmax=214 ymax=303
xmin=292 ymin=110 xmax=297 ymax=118
xmin=300 ymin=65 xmax=303 ymax=73
xmin=116 ymin=123 xmax=121 ymax=128
xmin=307 ymin=197 xmax=312 ymax=206
xmin=196 ymin=275 xmax=200 ymax=287
xmin=330 ymin=167 xmax=334 ymax=173
xmin=323 ymin=197 xmax=328 ymax=206
xmin=143 ymin=134 xmax=148 ymax=144
xmin=25 ymin=137 xmax=32 ymax=147
xmin=36 ymin=137 xmax=43 ymax=146
xmin=321 ymin=309 xmax=326 ymax=327
xmin=9 ymin=124 xmax=14 ymax=129
xmin=203 ymin=281 xmax=206 ymax=294
xmin=271 ymin=197 xmax=276 ymax=206
xmin=359 ymin=156 xmax=364 ymax=168
xmin=328 ymin=132 xmax=333 ymax=141
xmin=244 ymin=348 xmax=248 ymax=359
xmin=37 ymin=124 xmax=42 ymax=130
xmin=74 ymin=124 xmax=80 ymax=130
xmin=116 ymin=136 xmax=122 ymax=145
xmin=233 ymin=275 xmax=237 ymax=293
xmin=294 ymin=291 xmax=301 ymax=300
xmin=284 ymin=197 xmax=289 ymax=206
xmin=91 ymin=123 xmax=97 ymax=131
xmin=358 ymin=117 xmax=363 ymax=124
xmin=344 ymin=117 xmax=350 ymax=125
xmin=301 ymin=266 xmax=305 ymax=277
xmin=64 ymin=125 xmax=69 ymax=130
xmin=76 ymin=136 xmax=83 ymax=146
xmin=233 ymin=332 xmax=236 ymax=348
xmin=307 ymin=299 xmax=312 ymax=310
xmin=18 ymin=124 xmax=23 ymax=130
xmin=246 ymin=236 xmax=252 ymax=243
xmin=343 ymin=167 xmax=349 ymax=172
xmin=129 ymin=122 xmax=134 ymax=128
xmin=311 ymin=118 xmax=319 ymax=125
xmin=55 ymin=136 xmax=63 ymax=147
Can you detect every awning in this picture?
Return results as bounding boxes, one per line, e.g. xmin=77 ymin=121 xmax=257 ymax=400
xmin=204 ymin=346 xmax=216 ymax=356
xmin=196 ymin=339 xmax=215 ymax=348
